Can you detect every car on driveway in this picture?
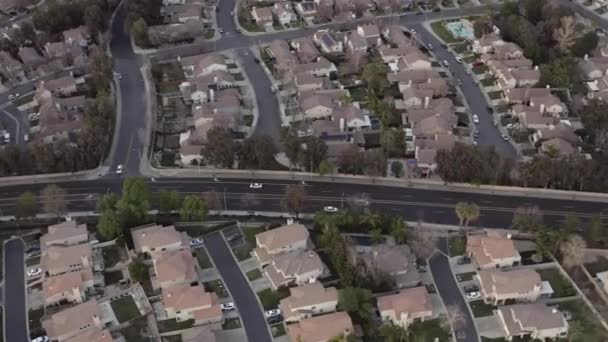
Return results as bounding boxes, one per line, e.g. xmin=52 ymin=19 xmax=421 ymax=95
xmin=457 ymin=256 xmax=471 ymax=265
xmin=221 ymin=302 xmax=235 ymax=311
xmin=249 ymin=183 xmax=263 ymax=189
xmin=464 ymin=285 xmax=479 ymax=293
xmin=442 ymin=60 xmax=449 ymax=67
xmin=267 ymin=314 xmax=283 ymax=324
xmin=190 ymin=238 xmax=204 ymax=246
xmin=31 ymin=336 xmax=49 ymax=342
xmin=474 ymin=130 xmax=480 ymax=138
xmin=466 ymin=291 xmax=481 ymax=300
xmin=27 ymin=268 xmax=42 ymax=277
xmin=427 ymin=43 xmax=433 ymax=50
xmin=323 ymin=206 xmax=338 ymax=213
xmin=265 ymin=309 xmax=281 ymax=317
xmin=455 ymin=56 xmax=463 ymax=63
xmin=501 ymin=134 xmax=510 ymax=141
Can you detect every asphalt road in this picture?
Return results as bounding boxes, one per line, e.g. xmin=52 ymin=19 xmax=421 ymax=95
xmin=3 ymin=238 xmax=29 ymax=342
xmin=204 ymin=232 xmax=272 ymax=342
xmin=430 ymin=238 xmax=477 ymax=342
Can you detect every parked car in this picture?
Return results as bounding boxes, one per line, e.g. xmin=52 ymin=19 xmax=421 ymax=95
xmin=190 ymin=238 xmax=204 ymax=246
xmin=492 ymin=120 xmax=498 ymax=127
xmin=31 ymin=336 xmax=49 ymax=342
xmin=249 ymin=183 xmax=263 ymax=189
xmin=265 ymin=309 xmax=281 ymax=317
xmin=267 ymin=314 xmax=283 ymax=324
xmin=221 ymin=302 xmax=235 ymax=311
xmin=116 ymin=164 xmax=124 ymax=174
xmin=464 ymin=285 xmax=479 ymax=293
xmin=474 ymin=130 xmax=480 ymax=138
xmin=473 ymin=114 xmax=480 ymax=124
xmin=253 ymin=58 xmax=260 ymax=64
xmin=323 ymin=206 xmax=338 ymax=213
xmin=466 ymin=291 xmax=481 ymax=300
xmin=27 ymin=268 xmax=42 ymax=277
xmin=417 ymin=265 xmax=428 ymax=273
xmin=427 ymin=43 xmax=433 ymax=50
xmin=457 ymin=256 xmax=471 ymax=265
xmin=472 ymin=61 xmax=484 ymax=67
xmin=501 ymin=134 xmax=509 ymax=141
xmin=455 ymin=56 xmax=463 ymax=63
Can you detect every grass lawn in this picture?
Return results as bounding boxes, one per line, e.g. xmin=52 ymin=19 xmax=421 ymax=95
xmin=157 ymin=318 xmax=194 ymax=333
xmin=463 ymin=55 xmax=477 ymax=64
xmin=538 ymin=268 xmax=576 ymax=298
xmin=456 ymin=271 xmax=476 ymax=282
xmin=110 ymin=295 xmax=141 ymax=323
xmin=102 ymin=244 xmax=123 ymax=268
xmin=203 ymin=279 xmax=229 ymax=298
xmin=243 ymin=114 xmax=254 ymax=127
xmin=470 ymin=300 xmax=496 ymax=317
xmin=448 ymin=234 xmax=467 ymax=256
xmin=246 ymin=268 xmax=262 ymax=281
xmin=104 ymin=271 xmax=123 ymax=285
xmin=119 ymin=316 xmax=148 ymax=342
xmin=487 ymin=91 xmax=504 ymax=100
xmin=480 ymin=78 xmax=497 ymax=87
xmin=26 ymin=256 xmax=40 ymax=267
xmin=204 ymin=29 xmax=215 ymax=39
xmin=257 ymin=287 xmax=290 ymax=310
xmin=271 ymin=323 xmax=286 ymax=337
xmin=451 ymin=42 xmax=469 ymax=54
xmin=558 ymin=299 xmax=608 ymax=341
xmin=222 ymin=317 xmax=242 ymax=330
xmin=28 ymin=308 xmax=44 ymax=335
xmin=13 ymin=93 xmax=35 ymax=107
xmin=473 ymin=65 xmax=489 ymax=75
xmin=238 ymin=7 xmax=264 ymax=32
xmin=194 ymin=248 xmax=213 ymax=269
xmin=232 ymin=226 xmax=267 ymax=261
xmin=350 ymin=87 xmax=367 ymax=102
xmin=430 ymin=21 xmax=461 ymax=44
xmin=584 ymin=256 xmax=608 ymax=276
xmin=163 ymin=335 xmax=182 ymax=342
xmin=409 ymin=318 xmax=450 ymax=342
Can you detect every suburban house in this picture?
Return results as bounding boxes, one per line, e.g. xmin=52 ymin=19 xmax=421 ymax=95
xmin=179 ymin=71 xmax=236 ymax=104
xmin=472 ymin=33 xmax=505 ymax=54
xmin=294 ymin=57 xmax=337 ymax=77
xmin=279 ymin=281 xmax=338 ymax=322
xmin=33 ymin=84 xmax=86 ymax=143
xmin=585 ymin=74 xmax=608 ymax=101
xmin=414 ymin=134 xmax=456 ymax=175
xmin=252 ymin=6 xmax=274 ymax=26
xmin=63 ymin=26 xmax=89 ymax=47
xmin=151 ymin=249 xmax=199 ymax=289
xmin=380 ymin=46 xmax=417 ymax=64
xmin=291 ymin=37 xmax=321 ymax=63
xmin=179 ymin=54 xmax=227 ymax=78
xmin=39 ymin=75 xmax=78 ymax=97
xmin=529 ymin=94 xmax=567 ymax=116
xmin=273 ymin=2 xmax=298 ymax=26
xmin=41 ymin=243 xmax=93 ymax=277
xmin=176 ymin=4 xmax=203 ymax=23
xmin=346 ymin=31 xmax=368 ymax=53
xmin=42 ymin=300 xmax=106 ymax=342
xmin=313 ymin=30 xmax=343 ymax=54
xmin=40 ymin=221 xmax=88 ymax=251
xmin=397 ymin=51 xmax=432 ymax=70
xmin=253 ymin=223 xmax=310 ymax=266
xmin=531 ymin=122 xmax=580 ymax=155
xmin=383 ymin=25 xmax=411 ymax=46
xmin=356 ymin=24 xmax=381 ymax=47
xmin=350 ymin=244 xmax=421 ymax=288
xmin=579 ymin=55 xmax=608 ymax=80
xmin=332 ymin=104 xmax=371 ymax=131
xmin=496 ymin=68 xmax=540 ymax=89
xmin=60 ymin=329 xmax=112 ymax=342
xmin=19 ymin=46 xmax=47 ymax=71
xmin=400 ymin=88 xmax=434 ymax=109
xmin=412 ymin=113 xmax=457 ymax=139
xmin=496 ymin=304 xmax=569 ymax=341
xmin=295 ymin=2 xmax=317 ymax=18
xmin=512 ymin=105 xmax=558 ymax=130
xmin=147 ymin=20 xmax=204 ymax=46
xmin=287 ymin=311 xmax=354 ymax=342
xmin=493 ymin=43 xmax=524 ymax=60
xmin=162 ymin=283 xmax=223 ymax=325
xmin=300 ymin=94 xmax=336 ymax=119
xmin=377 ymin=286 xmax=433 ymax=329
xmin=131 ymin=224 xmax=189 ymax=254
xmin=264 ymin=249 xmax=326 ymax=289
xmin=504 ymin=88 xmax=552 ymax=104
xmin=267 ymin=39 xmax=299 ymax=72
xmin=541 ymin=138 xmax=578 ymax=155
xmin=466 ymin=231 xmax=521 ymax=269
xmin=0 ymin=51 xmax=25 ymax=83
xmin=477 ymin=269 xmax=543 ymax=305
xmin=43 ymin=268 xmax=94 ymax=306
xmin=295 ymin=73 xmax=325 ymax=93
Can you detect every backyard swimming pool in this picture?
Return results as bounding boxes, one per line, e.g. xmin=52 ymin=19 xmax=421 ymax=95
xmin=446 ymin=19 xmax=475 ymax=40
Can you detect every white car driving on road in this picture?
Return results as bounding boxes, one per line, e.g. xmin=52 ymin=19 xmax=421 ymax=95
xmin=472 ymin=114 xmax=480 ymax=124
xmin=323 ymin=206 xmax=339 ymax=213
xmin=249 ymin=183 xmax=263 ymax=189
xmin=116 ymin=164 xmax=124 ymax=174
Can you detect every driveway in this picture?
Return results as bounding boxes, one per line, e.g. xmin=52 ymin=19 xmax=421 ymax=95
xmin=430 ymin=238 xmax=479 ymax=342
xmin=204 ymin=232 xmax=272 ymax=342
xmin=3 ymin=238 xmax=29 ymax=342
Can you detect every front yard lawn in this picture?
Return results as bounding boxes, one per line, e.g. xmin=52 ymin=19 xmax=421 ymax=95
xmin=448 ymin=234 xmax=467 ymax=256
xmin=26 ymin=256 xmax=40 ymax=267
xmin=222 ymin=317 xmax=242 ymax=330
xmin=246 ymin=268 xmax=262 ymax=281
xmin=408 ymin=318 xmax=450 ymax=342
xmin=13 ymin=93 xmax=35 ymax=107
xmin=470 ymin=300 xmax=496 ymax=317
xmin=487 ymin=91 xmax=504 ymax=100
xmin=110 ymin=295 xmax=141 ymax=323
xmin=257 ymin=287 xmax=290 ymax=310
xmin=558 ymin=299 xmax=608 ymax=341
xmin=271 ymin=322 xmax=286 ymax=337
xmin=104 ymin=271 xmax=123 ymax=285
xmin=480 ymin=78 xmax=497 ymax=87
xmin=456 ymin=271 xmax=476 ymax=282
xmin=102 ymin=244 xmax=124 ymax=268
xmin=28 ymin=308 xmax=44 ymax=335
xmin=157 ymin=318 xmax=194 ymax=333
xmin=538 ymin=268 xmax=576 ymax=298
xmin=194 ymin=248 xmax=213 ymax=269
xmin=452 ymin=43 xmax=470 ymax=54
xmin=473 ymin=65 xmax=489 ymax=75
xmin=430 ymin=21 xmax=461 ymax=44
xmin=232 ymin=226 xmax=267 ymax=261
xmin=203 ymin=279 xmax=229 ymax=298
xmin=463 ymin=55 xmax=477 ymax=64
xmin=118 ymin=316 xmax=148 ymax=342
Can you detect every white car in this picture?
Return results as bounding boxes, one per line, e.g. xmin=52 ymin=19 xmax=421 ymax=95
xmin=190 ymin=238 xmax=204 ymax=246
xmin=410 ymin=29 xmax=416 ymax=35
xmin=249 ymin=183 xmax=263 ymax=189
xmin=455 ymin=56 xmax=463 ymax=63
xmin=31 ymin=336 xmax=49 ymax=342
xmin=323 ymin=206 xmax=338 ymax=213
xmin=221 ymin=302 xmax=235 ymax=311
xmin=265 ymin=309 xmax=281 ymax=317
xmin=27 ymin=267 xmax=42 ymax=277
xmin=442 ymin=60 xmax=449 ymax=67
xmin=116 ymin=164 xmax=124 ymax=174
xmin=8 ymin=94 xmax=15 ymax=101
xmin=466 ymin=291 xmax=481 ymax=300
xmin=501 ymin=134 xmax=510 ymax=141
xmin=472 ymin=114 xmax=479 ymax=124
xmin=427 ymin=43 xmax=433 ymax=50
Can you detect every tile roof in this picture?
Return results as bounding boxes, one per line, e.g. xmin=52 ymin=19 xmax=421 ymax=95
xmin=377 ymin=286 xmax=432 ymax=318
xmin=478 ymin=269 xmax=541 ymax=296
xmin=43 ymin=300 xmax=102 ymax=340
xmin=41 ymin=243 xmax=92 ymax=274
xmin=279 ymin=282 xmax=338 ymax=319
xmin=163 ymin=283 xmax=221 ymax=321
xmin=498 ymin=303 xmax=568 ymax=336
xmin=41 ymin=221 xmax=88 ymax=249
xmin=256 ymin=223 xmax=309 ymax=252
xmin=467 ymin=232 xmax=520 ymax=267
xmin=152 ymin=249 xmax=198 ymax=286
xmin=64 ymin=329 xmax=112 ymax=342
xmin=132 ymin=225 xmax=188 ymax=253
xmin=43 ymin=268 xmax=94 ymax=299
xmin=287 ymin=311 xmax=354 ymax=342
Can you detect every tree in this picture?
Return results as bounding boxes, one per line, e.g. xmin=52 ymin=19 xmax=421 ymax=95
xmin=40 ymin=184 xmax=67 ymax=217
xmin=579 ymin=99 xmax=608 ymax=151
xmin=201 ymin=127 xmax=235 ymax=168
xmin=390 ymin=161 xmax=404 ymax=178
xmin=299 ymin=137 xmax=327 ymax=172
xmin=370 ymin=228 xmax=383 ymax=245
xmin=538 ymin=57 xmax=576 ymax=89
xmin=560 ymin=234 xmax=587 ymax=269
xmin=131 ymin=18 xmax=150 ymax=48
xmin=473 ymin=15 xmax=493 ymax=38
xmin=179 ymin=195 xmax=208 ymax=222
xmin=236 ymin=135 xmax=277 ymax=170
xmin=390 ymin=217 xmax=408 ymax=244
xmin=363 ymin=149 xmax=386 ymax=177
xmin=318 ymin=160 xmax=336 ymax=177
xmin=444 ymin=305 xmax=466 ymax=335
xmin=382 ymin=128 xmax=406 ymax=158
xmin=89 ymin=49 xmax=113 ymax=95
xmin=572 ymin=31 xmax=599 ymax=58
xmin=84 ymin=4 xmax=106 ymax=38
xmin=281 ymin=185 xmax=307 ymax=218
xmin=409 ymin=224 xmax=437 ymax=260
xmin=379 ymin=323 xmax=409 ymax=342
xmin=127 ymin=0 xmax=162 ymax=25
xmin=97 ymin=193 xmax=118 ymax=212
xmin=512 ymin=206 xmax=544 ymax=232
xmin=361 ymin=58 xmax=388 ymax=95
xmin=454 ymin=202 xmax=480 ymax=229
xmin=553 ymin=16 xmax=582 ymax=54
xmin=338 ymin=145 xmax=365 ymax=175
xmin=535 ymin=229 xmax=560 ymax=257
xmin=97 ymin=210 xmax=120 ymax=240
xmin=280 ymin=128 xmax=302 ymax=168
xmin=585 ymin=215 xmax=605 ymax=247
xmin=116 ymin=178 xmax=151 ymax=228
xmin=15 ymin=191 xmax=37 ymax=219
xmin=129 ymin=260 xmax=149 ymax=284
xmin=338 ymin=287 xmax=375 ymax=329
xmin=157 ymin=190 xmax=181 ymax=215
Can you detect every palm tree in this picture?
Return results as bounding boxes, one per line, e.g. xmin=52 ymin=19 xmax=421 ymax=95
xmin=390 ymin=217 xmax=409 ymax=244
xmin=553 ymin=16 xmax=582 ymax=54
xmin=455 ymin=202 xmax=480 ymax=230
xmin=370 ymin=228 xmax=384 ymax=245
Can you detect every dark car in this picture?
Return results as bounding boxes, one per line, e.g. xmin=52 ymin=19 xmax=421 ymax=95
xmin=433 ymin=7 xmax=440 ymax=12
xmin=267 ymin=315 xmax=283 ymax=324
xmin=416 ymin=11 xmax=423 ymax=15
xmin=253 ymin=58 xmax=260 ymax=64
xmin=457 ymin=256 xmax=471 ymax=265
xmin=464 ymin=285 xmax=479 ymax=293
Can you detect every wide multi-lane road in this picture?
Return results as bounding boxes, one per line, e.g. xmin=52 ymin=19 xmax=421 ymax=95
xmin=0 ymin=178 xmax=605 ymax=227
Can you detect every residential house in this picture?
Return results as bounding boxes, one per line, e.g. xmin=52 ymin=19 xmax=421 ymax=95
xmin=472 ymin=33 xmax=505 ymax=54
xmin=63 ymin=26 xmax=89 ymax=47
xmin=0 ymin=51 xmax=25 ymax=82
xmin=264 ymin=250 xmax=326 ymax=289
xmin=274 ymin=2 xmax=297 ymax=26
xmin=379 ymin=46 xmax=417 ymax=64
xmin=179 ymin=106 xmax=237 ymax=164
xmin=267 ymin=39 xmax=299 ymax=72
xmin=34 ymin=92 xmax=86 ymax=143
xmin=356 ymin=24 xmax=381 ymax=47
xmin=41 ymin=243 xmax=93 ymax=277
xmin=388 ymin=69 xmax=441 ymax=91
xmin=163 ymin=0 xmax=186 ymax=4
xmin=176 ymin=3 xmax=203 ymax=23
xmin=466 ymin=231 xmax=521 ymax=269
xmin=40 ymin=221 xmax=88 ymax=251
xmin=396 ymin=52 xmax=432 ymax=70
xmin=43 ymin=268 xmax=94 ymax=306
xmin=63 ymin=329 xmax=112 ymax=342
xmin=497 ymin=304 xmax=569 ymax=341
xmin=151 ymin=249 xmax=199 ymax=289
xmin=131 ymin=224 xmax=189 ymax=254
xmin=291 ymin=37 xmax=321 ymax=63
xmin=42 ymin=300 xmax=105 ymax=342
xmin=287 ymin=311 xmax=354 ymax=342
xmin=487 ymin=59 xmax=534 ymax=75
xmin=300 ymin=94 xmax=336 ymax=119
xmin=252 ymin=6 xmax=274 ymax=26
xmin=162 ymin=283 xmax=223 ymax=325
xmin=512 ymin=105 xmax=558 ymax=130
xmin=504 ymin=88 xmax=551 ymax=104
xmin=179 ymin=53 xmax=227 ymax=78
xmin=414 ymin=134 xmax=456 ymax=175
xmin=531 ymin=122 xmax=579 ymax=147
xmin=541 ymin=138 xmax=577 ymax=155
xmin=579 ymin=55 xmax=608 ymax=80
xmin=529 ymin=94 xmax=567 ymax=116
xmin=585 ymin=74 xmax=608 ymax=101
xmin=333 ymin=104 xmax=371 ymax=131
xmin=253 ymin=223 xmax=309 ymax=266
xmin=295 ymin=73 xmax=325 ymax=93
xmin=179 ymin=70 xmax=236 ymax=104
xmin=295 ymin=2 xmax=317 ymax=18
xmin=345 ymin=31 xmax=368 ymax=53
xmin=400 ymin=88 xmax=434 ymax=109
xmin=147 ymin=20 xmax=204 ymax=46
xmin=42 ymin=75 xmax=78 ymax=97
xmin=382 ymin=25 xmax=410 ymax=46
xmin=350 ymin=244 xmax=421 ymax=288
xmin=45 ymin=41 xmax=70 ymax=61
xmin=493 ymin=43 xmax=524 ymax=60
xmin=294 ymin=56 xmax=337 ymax=77
xmin=279 ymin=282 xmax=338 ymax=322
xmin=19 ymin=46 xmax=46 ymax=72
xmin=377 ymin=287 xmax=433 ymax=329
xmin=413 ymin=113 xmax=457 ymax=139
xmin=477 ymin=269 xmax=542 ymax=305
xmin=496 ymin=67 xmax=540 ymax=90
xmin=313 ymin=30 xmax=343 ymax=54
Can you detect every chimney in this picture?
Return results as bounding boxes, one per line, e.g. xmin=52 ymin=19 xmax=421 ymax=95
xmin=424 ymin=96 xmax=430 ymax=109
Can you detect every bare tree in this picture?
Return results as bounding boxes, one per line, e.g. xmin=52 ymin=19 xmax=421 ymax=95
xmin=409 ymin=223 xmax=438 ymax=260
xmin=553 ymin=16 xmax=582 ymax=54
xmin=40 ymin=184 xmax=67 ymax=218
xmin=442 ymin=305 xmax=466 ymax=336
xmin=281 ymin=185 xmax=307 ymax=218
xmin=560 ymin=234 xmax=587 ymax=269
